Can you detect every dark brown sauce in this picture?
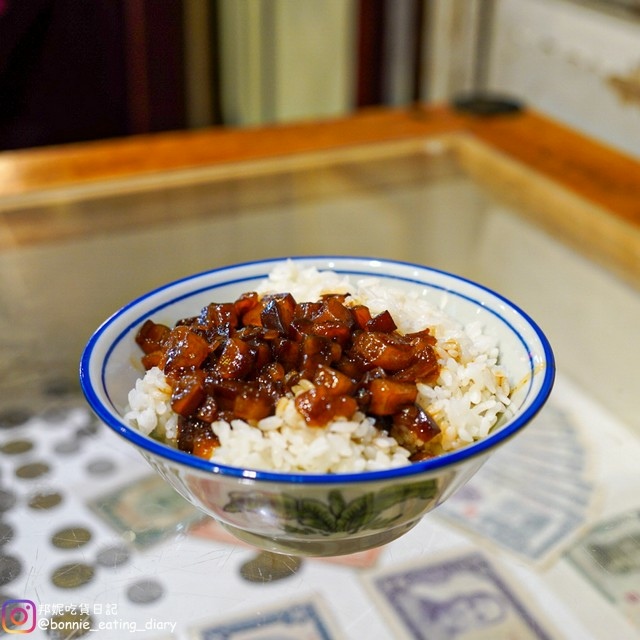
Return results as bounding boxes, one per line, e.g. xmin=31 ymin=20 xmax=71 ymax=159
xmin=135 ymin=292 xmax=441 ymax=460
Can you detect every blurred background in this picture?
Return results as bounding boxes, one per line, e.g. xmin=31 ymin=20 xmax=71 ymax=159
xmin=1 ymin=0 xmax=640 ymax=157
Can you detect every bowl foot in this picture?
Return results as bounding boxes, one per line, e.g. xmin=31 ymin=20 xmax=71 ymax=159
xmin=219 ymin=519 xmax=421 ymax=557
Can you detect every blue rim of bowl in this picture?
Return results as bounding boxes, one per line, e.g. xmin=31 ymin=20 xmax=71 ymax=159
xmin=80 ymin=255 xmax=555 ymax=484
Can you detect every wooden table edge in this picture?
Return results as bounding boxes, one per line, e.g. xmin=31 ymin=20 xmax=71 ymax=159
xmin=0 ymin=104 xmax=638 ymax=286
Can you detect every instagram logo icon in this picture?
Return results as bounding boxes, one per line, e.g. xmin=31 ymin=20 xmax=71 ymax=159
xmin=1 ymin=600 xmax=36 ymax=634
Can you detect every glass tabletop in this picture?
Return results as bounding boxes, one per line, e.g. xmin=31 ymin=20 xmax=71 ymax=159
xmin=0 ymin=142 xmax=486 ymax=405
xmin=0 ymin=138 xmax=639 ymax=639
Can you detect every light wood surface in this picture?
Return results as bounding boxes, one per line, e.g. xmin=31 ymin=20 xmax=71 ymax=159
xmin=0 ymin=106 xmax=461 ymax=199
xmin=0 ymin=104 xmax=638 ymax=287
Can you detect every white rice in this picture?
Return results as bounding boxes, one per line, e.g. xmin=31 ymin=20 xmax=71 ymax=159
xmin=124 ymin=263 xmax=511 ymax=472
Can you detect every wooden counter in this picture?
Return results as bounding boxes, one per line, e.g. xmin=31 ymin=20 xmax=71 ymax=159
xmin=1 ymin=104 xmax=639 ymax=288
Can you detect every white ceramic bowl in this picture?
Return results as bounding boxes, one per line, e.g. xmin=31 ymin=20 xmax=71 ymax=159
xmin=80 ymin=256 xmax=554 ymax=556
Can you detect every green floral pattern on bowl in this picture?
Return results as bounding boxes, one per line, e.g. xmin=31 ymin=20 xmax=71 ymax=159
xmin=223 ymin=479 xmax=438 ymax=536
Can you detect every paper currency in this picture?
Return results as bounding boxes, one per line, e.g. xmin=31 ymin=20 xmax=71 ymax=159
xmin=189 ymin=594 xmax=344 ymax=639
xmin=437 ymin=402 xmax=598 ymax=564
xmin=88 ymin=474 xmax=204 ymax=548
xmin=566 ymin=508 xmax=640 ymax=629
xmin=363 ymin=549 xmax=559 ymax=639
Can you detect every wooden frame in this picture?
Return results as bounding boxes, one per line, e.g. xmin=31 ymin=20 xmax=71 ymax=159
xmin=0 ymin=104 xmax=638 ymax=288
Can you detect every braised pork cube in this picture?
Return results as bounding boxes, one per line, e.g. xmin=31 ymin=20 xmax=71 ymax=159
xmin=365 ymin=310 xmax=397 ymax=333
xmin=160 ymin=326 xmax=210 ymax=372
xmin=136 ymin=319 xmax=170 ymax=354
xmin=351 ymin=331 xmax=415 ymax=372
xmin=215 ymin=337 xmax=255 ymax=379
xmin=367 ymin=378 xmax=418 ymax=416
xmin=260 ymin=293 xmax=296 ymax=333
xmin=389 ymin=405 xmax=440 ymax=459
xmin=233 ymin=383 xmax=275 ymax=422
xmin=312 ymin=364 xmax=356 ymax=396
xmin=295 ymin=386 xmax=358 ymax=427
xmin=200 ymin=302 xmax=238 ymax=335
xmin=170 ymin=370 xmax=206 ymax=416
xmin=177 ymin=415 xmax=219 ymax=458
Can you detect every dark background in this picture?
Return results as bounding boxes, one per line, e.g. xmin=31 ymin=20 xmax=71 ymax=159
xmin=0 ymin=0 xmax=424 ymax=151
